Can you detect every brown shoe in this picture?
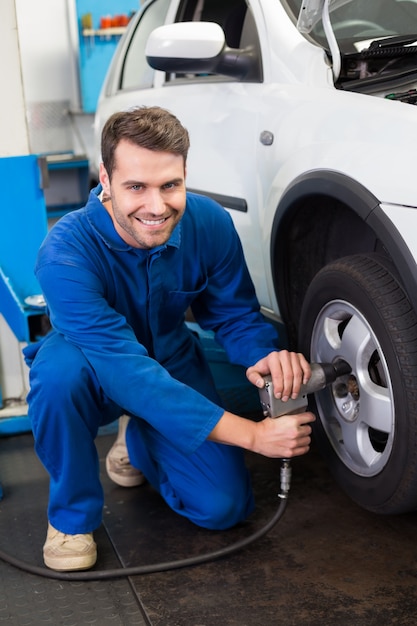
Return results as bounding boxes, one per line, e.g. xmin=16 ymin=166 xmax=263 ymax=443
xmin=43 ymin=522 xmax=97 ymax=571
xmin=106 ymin=415 xmax=146 ymax=487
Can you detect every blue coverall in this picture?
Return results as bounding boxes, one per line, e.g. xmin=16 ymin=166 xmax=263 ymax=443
xmin=24 ymin=188 xmax=281 ymax=534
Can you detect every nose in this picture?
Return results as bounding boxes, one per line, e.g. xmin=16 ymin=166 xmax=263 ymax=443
xmin=143 ymin=188 xmax=165 ymax=214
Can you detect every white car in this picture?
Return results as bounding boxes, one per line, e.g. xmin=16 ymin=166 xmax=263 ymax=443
xmin=94 ymin=0 xmax=417 ymax=515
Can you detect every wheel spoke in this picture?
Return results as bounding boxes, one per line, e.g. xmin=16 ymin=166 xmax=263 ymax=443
xmin=358 ymin=382 xmax=392 ymax=433
xmin=314 ymin=318 xmax=343 ymax=360
xmin=338 ymin=419 xmax=380 ymax=467
xmin=339 ymin=313 xmax=372 ymax=366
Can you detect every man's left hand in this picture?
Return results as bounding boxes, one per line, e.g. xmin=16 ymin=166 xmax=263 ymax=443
xmin=246 ymin=350 xmax=311 ymax=402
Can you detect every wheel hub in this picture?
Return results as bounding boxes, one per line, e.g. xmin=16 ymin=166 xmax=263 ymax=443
xmin=332 ymin=373 xmax=360 ymax=423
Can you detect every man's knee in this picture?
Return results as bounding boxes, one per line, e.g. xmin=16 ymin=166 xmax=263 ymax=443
xmin=30 ymin=334 xmax=90 ymax=391
xmin=27 ymin=334 xmax=99 ymax=413
xmin=201 ymin=493 xmax=253 ymax=530
xmin=185 ymin=479 xmax=254 ymax=530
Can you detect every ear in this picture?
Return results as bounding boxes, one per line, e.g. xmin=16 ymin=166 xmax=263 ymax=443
xmin=99 ymin=163 xmax=111 ymax=195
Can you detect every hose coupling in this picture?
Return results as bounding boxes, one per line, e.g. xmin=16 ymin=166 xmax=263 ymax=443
xmin=278 ymin=458 xmax=292 ymax=499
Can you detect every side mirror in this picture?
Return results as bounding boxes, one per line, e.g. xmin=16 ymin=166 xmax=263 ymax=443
xmin=146 ymin=22 xmax=258 ymax=80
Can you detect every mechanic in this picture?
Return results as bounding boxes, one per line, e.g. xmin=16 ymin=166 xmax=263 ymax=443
xmin=23 ymin=106 xmax=315 ymax=572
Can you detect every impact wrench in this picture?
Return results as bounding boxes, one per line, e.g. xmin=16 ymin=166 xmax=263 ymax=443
xmin=258 ymin=359 xmax=352 ymax=498
xmin=0 ymin=360 xmax=351 ymax=580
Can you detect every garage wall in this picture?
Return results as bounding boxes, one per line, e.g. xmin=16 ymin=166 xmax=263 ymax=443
xmin=76 ymin=0 xmax=138 ymax=113
xmin=14 ymin=0 xmax=86 ymax=155
xmin=16 ymin=0 xmax=80 ymax=108
xmin=11 ymin=0 xmax=141 ymax=163
xmin=1 ymin=1 xmax=29 ymax=156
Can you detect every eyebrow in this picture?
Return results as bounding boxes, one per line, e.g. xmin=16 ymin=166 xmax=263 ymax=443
xmin=122 ymin=177 xmax=184 ymax=187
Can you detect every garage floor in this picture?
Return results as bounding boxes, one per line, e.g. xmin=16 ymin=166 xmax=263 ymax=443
xmin=1 ymin=339 xmax=417 ymax=625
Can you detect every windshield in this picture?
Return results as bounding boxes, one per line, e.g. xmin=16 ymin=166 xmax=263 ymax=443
xmin=287 ymin=0 xmax=417 ymax=52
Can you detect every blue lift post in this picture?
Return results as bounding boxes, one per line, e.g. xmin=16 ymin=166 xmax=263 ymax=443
xmin=0 ymin=154 xmax=48 ymax=441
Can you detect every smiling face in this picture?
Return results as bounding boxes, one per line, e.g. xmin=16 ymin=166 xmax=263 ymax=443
xmin=99 ymin=139 xmax=187 ymax=249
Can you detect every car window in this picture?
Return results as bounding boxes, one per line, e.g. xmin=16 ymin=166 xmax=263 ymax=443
xmin=120 ymin=0 xmax=171 ymax=91
xmin=171 ymin=0 xmax=262 ymax=81
xmin=177 ymin=0 xmax=247 ymax=47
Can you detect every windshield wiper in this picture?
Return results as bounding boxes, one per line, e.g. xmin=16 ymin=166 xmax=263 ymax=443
xmin=369 ymin=34 xmax=417 ymax=49
xmin=362 ymin=34 xmax=417 ymax=58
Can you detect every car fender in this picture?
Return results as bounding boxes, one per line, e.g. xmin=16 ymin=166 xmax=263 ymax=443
xmin=266 ymin=169 xmax=417 ymax=326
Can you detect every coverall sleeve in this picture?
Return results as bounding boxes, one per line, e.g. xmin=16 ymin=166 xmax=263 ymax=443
xmin=35 ymin=259 xmax=223 ymax=455
xmin=191 ymin=209 xmax=281 ymax=367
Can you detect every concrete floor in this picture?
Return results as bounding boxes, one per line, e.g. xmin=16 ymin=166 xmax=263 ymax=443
xmin=0 ymin=429 xmax=417 ymax=625
xmin=0 ymin=329 xmax=416 ymax=624
xmin=115 ymin=441 xmax=417 ymax=626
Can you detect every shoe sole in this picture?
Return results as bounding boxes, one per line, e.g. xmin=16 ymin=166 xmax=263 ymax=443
xmin=44 ymin=552 xmax=97 ymax=572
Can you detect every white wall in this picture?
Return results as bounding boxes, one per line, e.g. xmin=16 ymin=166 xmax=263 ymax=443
xmin=14 ymin=0 xmax=95 ymax=159
xmin=16 ymin=0 xmax=80 ymax=108
xmin=0 ymin=0 xmax=30 ymax=156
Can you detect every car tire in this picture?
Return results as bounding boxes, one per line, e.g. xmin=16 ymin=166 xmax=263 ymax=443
xmin=298 ymin=254 xmax=417 ymax=514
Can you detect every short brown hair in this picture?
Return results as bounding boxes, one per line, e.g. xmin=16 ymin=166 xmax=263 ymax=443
xmin=101 ymin=106 xmax=190 ymax=178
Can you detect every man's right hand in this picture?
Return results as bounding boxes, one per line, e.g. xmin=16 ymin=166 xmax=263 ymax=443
xmin=252 ymin=412 xmax=315 ymax=458
xmin=208 ymin=410 xmax=315 ymax=459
